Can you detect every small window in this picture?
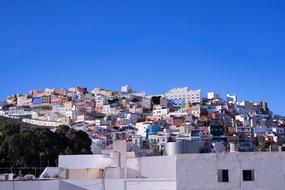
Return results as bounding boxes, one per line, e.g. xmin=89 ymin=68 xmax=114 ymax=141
xmin=243 ymin=170 xmax=255 ymax=181
xmin=218 ymin=170 xmax=229 ymax=182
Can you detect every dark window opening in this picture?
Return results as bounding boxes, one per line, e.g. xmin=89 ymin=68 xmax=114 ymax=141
xmin=243 ymin=170 xmax=255 ymax=181
xmin=218 ymin=170 xmax=229 ymax=182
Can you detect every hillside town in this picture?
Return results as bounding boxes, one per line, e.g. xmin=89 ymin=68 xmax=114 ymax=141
xmin=1 ymin=85 xmax=285 ymax=155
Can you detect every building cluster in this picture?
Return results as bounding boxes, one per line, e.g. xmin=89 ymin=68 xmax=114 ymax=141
xmin=1 ymin=85 xmax=285 ymax=154
xmin=1 ymin=85 xmax=285 ymax=190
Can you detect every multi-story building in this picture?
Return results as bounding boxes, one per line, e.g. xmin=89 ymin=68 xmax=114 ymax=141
xmin=95 ymin=95 xmax=108 ymax=112
xmin=41 ymin=95 xmax=51 ymax=105
xmin=5 ymin=106 xmax=34 ymax=117
xmin=92 ymin=88 xmax=114 ymax=97
xmin=165 ymin=87 xmax=201 ymax=108
xmin=207 ymin=92 xmax=220 ymax=100
xmin=32 ymin=97 xmax=42 ymax=106
xmin=51 ymin=95 xmax=63 ymax=105
xmin=153 ymin=105 xmax=169 ymax=117
xmin=102 ymin=105 xmax=120 ymax=114
xmin=17 ymin=95 xmax=32 ymax=106
xmin=52 ymin=105 xmax=67 ymax=115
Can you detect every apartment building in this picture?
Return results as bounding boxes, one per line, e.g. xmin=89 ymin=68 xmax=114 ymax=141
xmin=165 ymin=87 xmax=201 ymax=108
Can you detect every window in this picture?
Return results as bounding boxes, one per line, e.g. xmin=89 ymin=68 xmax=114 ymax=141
xmin=243 ymin=170 xmax=255 ymax=181
xmin=218 ymin=170 xmax=229 ymax=182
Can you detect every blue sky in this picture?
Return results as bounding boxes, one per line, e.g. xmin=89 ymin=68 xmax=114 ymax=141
xmin=0 ymin=0 xmax=285 ymax=115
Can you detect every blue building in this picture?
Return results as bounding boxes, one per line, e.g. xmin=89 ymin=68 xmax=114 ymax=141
xmin=146 ymin=125 xmax=161 ymax=139
xmin=32 ymin=97 xmax=42 ymax=105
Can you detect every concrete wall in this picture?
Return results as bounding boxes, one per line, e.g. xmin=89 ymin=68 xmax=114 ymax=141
xmin=125 ymin=179 xmax=176 ymax=190
xmin=48 ymin=179 xmax=175 ymax=190
xmin=60 ymin=180 xmax=103 ymax=190
xmin=0 ymin=180 xmax=59 ymax=190
xmin=127 ymin=156 xmax=176 ymax=178
xmin=59 ymin=180 xmax=87 ymax=190
xmin=59 ymin=155 xmax=112 ymax=169
xmin=60 ymin=179 xmax=176 ymax=190
xmin=176 ymin=152 xmax=285 ymax=190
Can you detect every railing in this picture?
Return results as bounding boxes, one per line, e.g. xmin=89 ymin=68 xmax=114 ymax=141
xmin=0 ymin=167 xmax=46 ymax=178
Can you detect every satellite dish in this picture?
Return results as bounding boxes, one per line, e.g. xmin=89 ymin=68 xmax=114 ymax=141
xmin=213 ymin=142 xmax=226 ymax=153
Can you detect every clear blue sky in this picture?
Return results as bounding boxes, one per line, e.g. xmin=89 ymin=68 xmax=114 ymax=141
xmin=0 ymin=0 xmax=285 ymax=115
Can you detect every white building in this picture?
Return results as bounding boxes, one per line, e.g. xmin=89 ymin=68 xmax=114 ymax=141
xmin=95 ymin=94 xmax=108 ymax=107
xmin=3 ymin=152 xmax=285 ymax=190
xmin=226 ymin=94 xmax=237 ymax=103
xmin=149 ymin=132 xmax=169 ymax=151
xmin=17 ymin=95 xmax=32 ymax=106
xmin=121 ymin=85 xmax=132 ymax=93
xmin=22 ymin=118 xmax=62 ymax=127
xmin=235 ymin=115 xmax=251 ymax=126
xmin=52 ymin=105 xmax=67 ymax=115
xmin=177 ymin=152 xmax=285 ymax=190
xmin=136 ymin=123 xmax=151 ymax=139
xmin=165 ymin=87 xmax=201 ymax=108
xmin=102 ymin=105 xmax=119 ymax=114
xmin=207 ymin=92 xmax=220 ymax=100
xmin=5 ymin=106 xmax=34 ymax=117
xmin=153 ymin=105 xmax=169 ymax=117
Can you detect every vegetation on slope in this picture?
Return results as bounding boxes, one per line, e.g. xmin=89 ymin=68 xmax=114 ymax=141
xmin=0 ymin=117 xmax=92 ymax=168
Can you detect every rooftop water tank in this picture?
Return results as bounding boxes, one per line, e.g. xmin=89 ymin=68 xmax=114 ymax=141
xmin=165 ymin=141 xmax=203 ymax=156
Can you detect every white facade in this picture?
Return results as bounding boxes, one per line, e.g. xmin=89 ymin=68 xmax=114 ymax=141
xmin=149 ymin=132 xmax=169 ymax=151
xmin=59 ymin=155 xmax=112 ymax=169
xmin=121 ymin=85 xmax=132 ymax=93
xmin=22 ymin=118 xmax=61 ymax=127
xmin=95 ymin=95 xmax=108 ymax=107
xmin=226 ymin=94 xmax=237 ymax=103
xmin=52 ymin=105 xmax=67 ymax=115
xmin=177 ymin=152 xmax=285 ymax=190
xmin=17 ymin=95 xmax=32 ymax=106
xmin=102 ymin=105 xmax=119 ymax=114
xmin=207 ymin=92 xmax=220 ymax=100
xmin=5 ymin=107 xmax=34 ymax=117
xmin=153 ymin=105 xmax=169 ymax=117
xmin=235 ymin=115 xmax=251 ymax=126
xmin=165 ymin=87 xmax=201 ymax=107
xmin=136 ymin=123 xmax=150 ymax=139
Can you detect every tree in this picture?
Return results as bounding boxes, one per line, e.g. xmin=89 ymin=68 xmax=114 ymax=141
xmin=0 ymin=117 xmax=92 ymax=168
xmin=259 ymin=141 xmax=273 ymax=152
